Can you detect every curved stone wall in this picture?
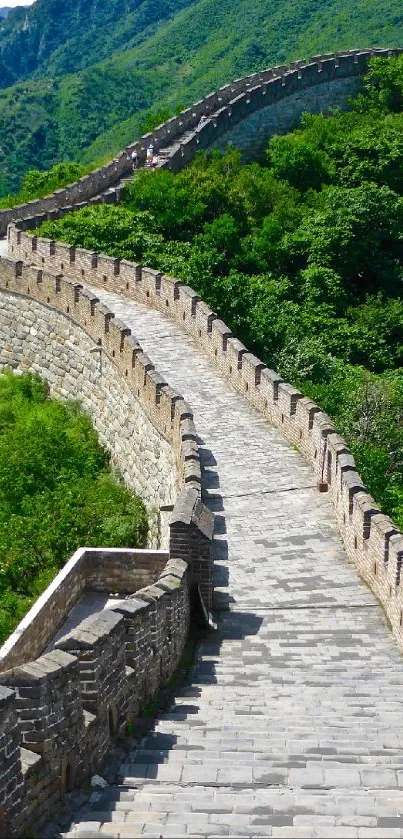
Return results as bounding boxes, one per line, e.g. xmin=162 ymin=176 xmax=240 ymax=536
xmin=0 ymin=250 xmax=208 ymax=541
xmin=209 ymin=76 xmax=362 ymax=157
xmin=0 ymin=250 xmax=214 ymax=837
xmin=10 ymin=224 xmax=403 ymax=651
xmin=0 ymin=288 xmax=176 ymax=547
xmin=1 ymin=48 xmax=402 ymax=235
xmin=1 ymin=49 xmax=403 ymax=836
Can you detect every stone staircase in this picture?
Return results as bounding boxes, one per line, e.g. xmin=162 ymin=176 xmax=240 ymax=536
xmin=100 ymin=129 xmax=198 ymax=199
xmin=36 ymin=287 xmax=403 ymax=839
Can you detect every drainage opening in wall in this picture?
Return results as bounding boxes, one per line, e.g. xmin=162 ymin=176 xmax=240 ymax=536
xmin=108 ymin=704 xmax=118 ymax=737
xmin=62 ymin=756 xmax=76 ymax=794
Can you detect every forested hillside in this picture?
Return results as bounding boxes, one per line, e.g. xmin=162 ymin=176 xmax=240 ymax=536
xmin=0 ymin=0 xmax=402 ymax=194
xmin=0 ymin=0 xmax=196 ymax=85
xmin=39 ymin=57 xmax=403 ymax=532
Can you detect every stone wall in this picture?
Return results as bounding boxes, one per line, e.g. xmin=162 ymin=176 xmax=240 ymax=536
xmin=1 ymin=48 xmax=401 ymax=235
xmin=0 ymin=286 xmax=176 ymax=547
xmin=0 ymin=548 xmax=169 ymax=672
xmin=209 ymin=76 xmax=362 ymax=157
xmin=0 ymin=245 xmax=215 ymax=589
xmin=0 ymin=250 xmax=215 ymax=836
xmin=12 ymin=226 xmax=403 ymax=651
xmin=0 ymin=555 xmax=192 ymax=837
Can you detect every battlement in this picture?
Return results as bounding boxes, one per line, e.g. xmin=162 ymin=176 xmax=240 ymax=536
xmin=1 ymin=51 xmax=403 ymax=835
xmin=9 ymin=223 xmax=403 ymax=656
xmin=0 ymin=48 xmax=402 ymax=235
xmin=0 ymin=553 xmax=192 ymax=836
xmin=0 ymin=245 xmax=215 ymax=835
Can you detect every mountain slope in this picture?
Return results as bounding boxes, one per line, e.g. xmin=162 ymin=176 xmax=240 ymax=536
xmin=0 ymin=0 xmax=402 ymax=194
xmin=0 ymin=0 xmax=197 ymax=87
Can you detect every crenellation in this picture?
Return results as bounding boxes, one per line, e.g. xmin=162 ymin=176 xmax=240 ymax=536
xmin=0 ymin=686 xmax=23 ymax=838
xmin=2 ymin=51 xmax=403 ymax=835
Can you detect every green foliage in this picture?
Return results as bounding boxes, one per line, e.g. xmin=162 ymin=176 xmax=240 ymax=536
xmin=0 ymin=371 xmax=148 ymax=644
xmin=0 ymin=0 xmax=403 ymax=192
xmin=39 ymin=57 xmax=403 ymax=530
xmin=138 ymin=108 xmax=176 ymax=135
xmin=0 ymin=161 xmax=88 ymax=209
xmin=268 ymin=135 xmax=333 ymax=192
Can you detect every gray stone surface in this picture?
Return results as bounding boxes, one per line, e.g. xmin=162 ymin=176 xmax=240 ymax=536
xmin=54 ymin=288 xmax=403 ymax=837
xmin=0 ymin=290 xmax=176 ymax=546
xmin=211 ymin=77 xmax=362 ymax=158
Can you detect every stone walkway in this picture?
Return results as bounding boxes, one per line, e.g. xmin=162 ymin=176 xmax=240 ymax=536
xmin=48 ymin=289 xmax=403 ymax=837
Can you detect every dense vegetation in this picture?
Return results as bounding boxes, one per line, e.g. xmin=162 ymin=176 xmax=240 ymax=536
xmin=0 ymin=161 xmax=89 ymax=210
xmin=38 ymin=56 xmax=403 ymax=531
xmin=0 ymin=0 xmax=402 ymax=193
xmin=0 ymin=372 xmax=148 ymax=644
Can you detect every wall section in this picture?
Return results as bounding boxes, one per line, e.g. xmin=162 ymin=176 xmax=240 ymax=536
xmin=210 ymin=76 xmax=362 ymax=156
xmin=12 ymin=227 xmax=403 ymax=651
xmin=0 ymin=288 xmax=176 ymax=546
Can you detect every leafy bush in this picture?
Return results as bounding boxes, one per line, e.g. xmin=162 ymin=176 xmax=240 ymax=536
xmin=0 ymin=161 xmax=88 ymax=209
xmin=0 ymin=371 xmax=148 ymax=644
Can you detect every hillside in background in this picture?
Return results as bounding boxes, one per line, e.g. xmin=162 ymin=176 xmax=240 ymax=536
xmin=0 ymin=0 xmax=402 ymax=194
xmin=0 ymin=0 xmax=196 ymax=87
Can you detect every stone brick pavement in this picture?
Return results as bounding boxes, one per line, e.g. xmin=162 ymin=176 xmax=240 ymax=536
xmin=53 ymin=289 xmax=403 ymax=838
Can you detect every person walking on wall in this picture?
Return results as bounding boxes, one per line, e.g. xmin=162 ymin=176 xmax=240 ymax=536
xmin=146 ymin=145 xmax=154 ymax=167
xmin=131 ymin=150 xmax=139 ymax=171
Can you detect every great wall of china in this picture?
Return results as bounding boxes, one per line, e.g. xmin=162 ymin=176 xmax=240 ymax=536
xmin=1 ymin=49 xmax=403 ymax=838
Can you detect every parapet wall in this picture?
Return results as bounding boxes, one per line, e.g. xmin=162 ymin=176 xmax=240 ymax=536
xmin=10 ymin=223 xmax=403 ymax=652
xmin=0 ymin=548 xmax=169 ymax=672
xmin=0 ymin=246 xmax=215 ymax=836
xmin=1 ymin=48 xmax=402 ymax=235
xmin=0 ymin=554 xmax=192 ymax=836
xmin=0 ymin=241 xmax=215 ymax=603
xmin=0 ymin=245 xmax=208 ymax=549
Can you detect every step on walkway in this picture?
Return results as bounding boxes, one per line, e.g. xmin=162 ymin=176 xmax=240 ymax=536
xmin=51 ymin=288 xmax=403 ymax=838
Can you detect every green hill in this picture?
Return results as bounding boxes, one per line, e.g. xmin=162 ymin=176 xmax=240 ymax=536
xmin=0 ymin=0 xmax=196 ymax=86
xmin=0 ymin=0 xmax=402 ymax=194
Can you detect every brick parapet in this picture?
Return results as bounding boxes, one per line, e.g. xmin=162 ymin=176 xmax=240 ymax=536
xmin=0 ymin=49 xmax=402 ymax=235
xmin=0 ymin=553 xmax=192 ymax=835
xmin=0 ymin=548 xmax=171 ymax=674
xmin=0 ymin=248 xmax=203 ymax=499
xmin=10 ymin=226 xmax=403 ymax=650
xmin=0 ymin=247 xmax=214 ymax=834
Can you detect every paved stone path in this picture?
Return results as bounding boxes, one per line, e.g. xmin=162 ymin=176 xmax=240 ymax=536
xmin=47 ymin=289 xmax=403 ymax=837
